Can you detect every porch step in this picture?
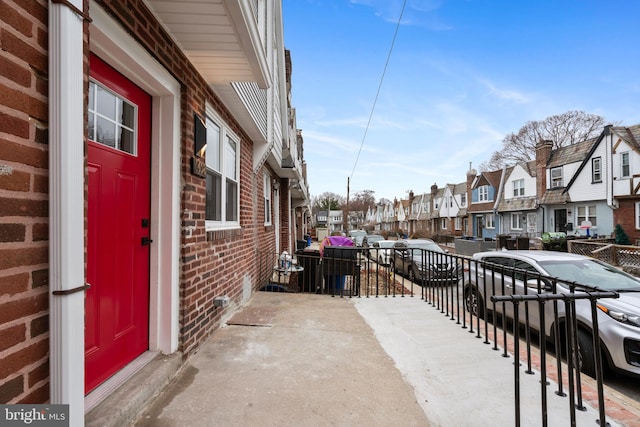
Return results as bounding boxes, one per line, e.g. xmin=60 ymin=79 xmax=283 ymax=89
xmin=85 ymin=352 xmax=182 ymax=427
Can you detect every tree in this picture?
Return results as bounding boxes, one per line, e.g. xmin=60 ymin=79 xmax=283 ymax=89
xmin=348 ymin=190 xmax=376 ymax=213
xmin=614 ymin=224 xmax=631 ymax=245
xmin=480 ymin=110 xmax=608 ymax=171
xmin=312 ymin=192 xmax=344 ymax=213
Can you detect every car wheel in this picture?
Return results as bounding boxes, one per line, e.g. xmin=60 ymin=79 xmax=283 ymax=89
xmin=408 ymin=267 xmax=416 ymax=283
xmin=577 ymin=329 xmax=596 ymax=377
xmin=464 ymin=286 xmax=485 ymax=319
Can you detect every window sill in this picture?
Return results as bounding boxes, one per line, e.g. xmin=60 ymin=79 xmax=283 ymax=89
xmin=206 ymin=227 xmax=242 ymax=242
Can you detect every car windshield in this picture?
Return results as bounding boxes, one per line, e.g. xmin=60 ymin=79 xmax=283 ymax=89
xmin=407 ymin=242 xmax=445 ymax=257
xmin=378 ymin=241 xmax=395 ymax=249
xmin=539 ymin=259 xmax=640 ymax=291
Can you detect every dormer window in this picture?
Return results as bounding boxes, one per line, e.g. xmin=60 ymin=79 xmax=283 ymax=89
xmin=592 ymin=157 xmax=602 ymax=183
xmin=479 ymin=185 xmax=489 ymax=201
xmin=621 ymin=152 xmax=630 ymax=178
xmin=513 ymin=179 xmax=524 ymax=197
xmin=550 ymin=167 xmax=563 ymax=188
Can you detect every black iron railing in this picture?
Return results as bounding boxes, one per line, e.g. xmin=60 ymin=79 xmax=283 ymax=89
xmin=256 ymin=247 xmax=621 ymax=426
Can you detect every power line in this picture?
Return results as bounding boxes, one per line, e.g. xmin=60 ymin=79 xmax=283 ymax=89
xmin=349 ymin=0 xmax=408 ymax=181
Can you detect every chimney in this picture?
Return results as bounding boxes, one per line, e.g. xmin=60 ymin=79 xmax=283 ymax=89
xmin=536 ymin=140 xmax=553 ymax=199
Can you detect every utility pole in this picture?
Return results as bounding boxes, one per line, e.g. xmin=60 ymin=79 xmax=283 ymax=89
xmin=345 ymin=177 xmax=350 ymax=232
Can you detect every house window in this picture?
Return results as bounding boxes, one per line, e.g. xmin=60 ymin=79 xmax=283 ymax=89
xmin=592 ymin=157 xmax=602 ymax=183
xmin=434 ymin=200 xmax=439 ymax=209
xmin=448 ymin=196 xmax=453 ymax=207
xmin=460 ymin=193 xmax=466 ymax=207
xmin=511 ymin=213 xmax=522 ymax=230
xmin=636 ymin=202 xmax=640 ymax=229
xmin=577 ymin=205 xmax=597 ymax=227
xmin=513 ymin=179 xmax=525 ymax=197
xmin=486 ymin=214 xmax=495 ymax=229
xmin=621 ymin=152 xmax=630 ymax=178
xmin=455 ymin=217 xmax=462 ymax=230
xmin=551 ymin=167 xmax=563 ymax=188
xmin=263 ymin=174 xmax=272 ymax=225
xmin=206 ymin=112 xmax=239 ymax=228
xmin=479 ymin=186 xmax=489 ymax=202
xmin=441 ymin=218 xmax=447 ymax=230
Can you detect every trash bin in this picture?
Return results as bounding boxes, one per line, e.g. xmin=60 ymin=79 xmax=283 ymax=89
xmin=296 ymin=249 xmax=321 ymax=293
xmin=323 ymin=246 xmax=358 ymax=295
xmin=296 ymin=239 xmax=307 ymax=251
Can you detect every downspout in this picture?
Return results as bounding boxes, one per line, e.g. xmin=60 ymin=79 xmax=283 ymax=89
xmin=49 ymin=1 xmax=86 ymax=425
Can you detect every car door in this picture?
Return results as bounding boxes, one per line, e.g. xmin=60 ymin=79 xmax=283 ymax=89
xmin=508 ymin=258 xmax=549 ymax=330
xmin=476 ymin=256 xmax=512 ymax=317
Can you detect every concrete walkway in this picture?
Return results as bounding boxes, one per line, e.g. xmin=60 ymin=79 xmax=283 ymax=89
xmin=129 ymin=292 xmax=640 ymax=427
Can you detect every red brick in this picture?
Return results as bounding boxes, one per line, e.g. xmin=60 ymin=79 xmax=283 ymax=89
xmin=0 ymin=338 xmax=48 ymax=380
xmin=0 ymin=138 xmax=48 ymax=168
xmin=0 ymin=111 xmax=30 ymax=139
xmin=0 ymin=197 xmax=48 ymax=218
xmin=0 ymin=81 xmax=47 ymax=122
xmin=0 ymin=168 xmax=30 ymax=191
xmin=31 ymin=223 xmax=47 ymax=241
xmin=0 ymin=29 xmax=46 ymax=75
xmin=0 ymin=375 xmax=24 ymax=403
xmin=0 ymin=246 xmax=47 ymax=270
xmin=32 ymin=173 xmax=47 ymax=193
xmin=0 ymin=223 xmax=26 ymax=242
xmin=27 ymin=359 xmax=48 ymax=388
xmin=29 ymin=314 xmax=48 ymax=338
xmin=31 ymin=269 xmax=47 ymax=288
xmin=0 ymin=1 xmax=34 ymax=37
xmin=0 ymin=292 xmax=47 ymax=326
xmin=0 ymin=55 xmax=31 ymax=87
xmin=17 ymin=381 xmax=48 ymax=404
xmin=0 ymin=323 xmax=26 ymax=352
xmin=0 ymin=272 xmax=29 ymax=296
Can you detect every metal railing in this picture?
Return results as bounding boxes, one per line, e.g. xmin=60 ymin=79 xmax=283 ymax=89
xmin=256 ymin=247 xmax=621 ymax=426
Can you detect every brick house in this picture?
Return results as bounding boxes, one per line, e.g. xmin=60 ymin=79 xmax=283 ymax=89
xmin=0 ymin=0 xmax=309 ymax=425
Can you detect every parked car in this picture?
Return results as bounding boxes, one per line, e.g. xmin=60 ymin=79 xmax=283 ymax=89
xmin=463 ymin=250 xmax=640 ymax=377
xmin=348 ymin=229 xmax=367 ymax=247
xmin=362 ymin=234 xmax=384 ymax=254
xmin=392 ymin=239 xmax=460 ymax=284
xmin=367 ymin=239 xmax=395 ymax=266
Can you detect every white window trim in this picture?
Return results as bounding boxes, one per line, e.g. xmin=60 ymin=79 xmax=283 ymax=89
xmin=486 ymin=213 xmax=495 ymax=229
xmin=479 ymin=186 xmax=489 ymax=202
xmin=551 ymin=167 xmax=563 ymax=188
xmin=621 ymin=152 xmax=630 ymax=178
xmin=636 ymin=202 xmax=640 ymax=229
xmin=205 ymin=105 xmax=240 ymax=230
xmin=513 ymin=179 xmax=524 ymax=197
xmin=592 ymin=157 xmax=602 ymax=182
xmin=264 ymin=173 xmax=272 ymax=226
xmin=511 ymin=213 xmax=522 ymax=230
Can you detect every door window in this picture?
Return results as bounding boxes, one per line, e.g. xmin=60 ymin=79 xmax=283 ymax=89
xmin=88 ymin=81 xmax=137 ymax=155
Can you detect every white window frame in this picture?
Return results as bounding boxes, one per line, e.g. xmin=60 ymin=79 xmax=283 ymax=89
xmin=513 ymin=179 xmax=525 ymax=197
xmin=577 ymin=205 xmax=597 ymax=227
xmin=460 ymin=193 xmax=466 ymax=207
xmin=551 ymin=167 xmax=563 ymax=188
xmin=263 ymin=173 xmax=272 ymax=226
xmin=205 ymin=107 xmax=240 ymax=230
xmin=592 ymin=157 xmax=602 ymax=183
xmin=621 ymin=152 xmax=630 ymax=178
xmin=511 ymin=213 xmax=522 ymax=230
xmin=455 ymin=217 xmax=462 ymax=230
xmin=636 ymin=202 xmax=640 ymax=229
xmin=441 ymin=218 xmax=447 ymax=230
xmin=486 ymin=214 xmax=495 ymax=229
xmin=479 ymin=186 xmax=489 ymax=202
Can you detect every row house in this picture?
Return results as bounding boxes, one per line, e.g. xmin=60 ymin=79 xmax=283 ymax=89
xmin=468 ymin=168 xmax=504 ymax=239
xmin=0 ymin=1 xmax=309 ymax=425
xmin=470 ymin=124 xmax=640 ymax=242
xmin=431 ymin=182 xmax=468 ymax=236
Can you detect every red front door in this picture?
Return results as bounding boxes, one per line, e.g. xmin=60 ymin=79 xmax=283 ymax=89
xmin=85 ymin=54 xmax=152 ymax=393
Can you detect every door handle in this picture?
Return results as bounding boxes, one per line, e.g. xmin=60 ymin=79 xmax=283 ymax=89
xmin=141 ymin=237 xmax=153 ymax=246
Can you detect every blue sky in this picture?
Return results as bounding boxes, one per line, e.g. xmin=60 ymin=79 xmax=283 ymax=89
xmin=282 ymin=0 xmax=640 ymax=202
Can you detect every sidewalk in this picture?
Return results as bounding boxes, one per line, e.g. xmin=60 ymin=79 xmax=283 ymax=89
xmin=130 ymin=292 xmax=639 ymax=427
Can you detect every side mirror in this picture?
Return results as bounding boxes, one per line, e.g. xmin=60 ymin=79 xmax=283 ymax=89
xmin=526 ymin=278 xmax=552 ymax=292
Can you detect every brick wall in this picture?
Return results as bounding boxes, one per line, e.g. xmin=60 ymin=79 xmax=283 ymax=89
xmin=0 ymin=0 xmax=282 ymax=403
xmin=95 ymin=0 xmax=274 ymax=356
xmin=613 ymin=199 xmax=640 ymax=244
xmin=0 ymin=0 xmax=50 ymax=403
